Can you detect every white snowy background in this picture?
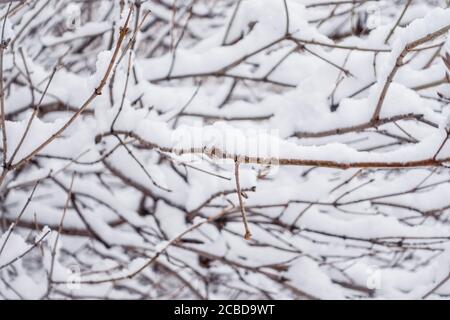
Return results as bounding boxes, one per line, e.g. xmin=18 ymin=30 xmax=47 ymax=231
xmin=0 ymin=0 xmax=450 ymax=299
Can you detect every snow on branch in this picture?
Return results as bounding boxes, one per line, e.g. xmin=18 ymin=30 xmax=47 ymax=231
xmin=1 ymin=0 xmax=450 ymax=300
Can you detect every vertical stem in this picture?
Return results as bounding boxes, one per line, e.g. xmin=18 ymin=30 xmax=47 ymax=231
xmin=0 ymin=2 xmax=13 ymax=187
xmin=234 ymin=161 xmax=252 ymax=240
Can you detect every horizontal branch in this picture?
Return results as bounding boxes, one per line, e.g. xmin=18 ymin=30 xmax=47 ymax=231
xmin=293 ymin=113 xmax=435 ymax=139
xmin=98 ymin=130 xmax=450 ymax=170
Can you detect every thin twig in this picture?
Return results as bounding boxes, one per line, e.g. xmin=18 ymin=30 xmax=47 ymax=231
xmin=234 ymin=161 xmax=252 ymax=240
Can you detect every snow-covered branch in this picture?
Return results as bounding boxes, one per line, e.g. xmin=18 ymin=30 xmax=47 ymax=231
xmin=0 ymin=0 xmax=450 ymax=300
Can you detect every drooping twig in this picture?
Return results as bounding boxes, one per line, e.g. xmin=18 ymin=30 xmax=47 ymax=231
xmin=234 ymin=161 xmax=252 ymax=240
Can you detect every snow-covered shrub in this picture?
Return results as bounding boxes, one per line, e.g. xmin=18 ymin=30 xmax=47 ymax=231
xmin=0 ymin=0 xmax=450 ymax=299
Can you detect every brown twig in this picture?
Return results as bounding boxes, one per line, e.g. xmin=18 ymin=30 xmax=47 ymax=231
xmin=234 ymin=161 xmax=252 ymax=240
